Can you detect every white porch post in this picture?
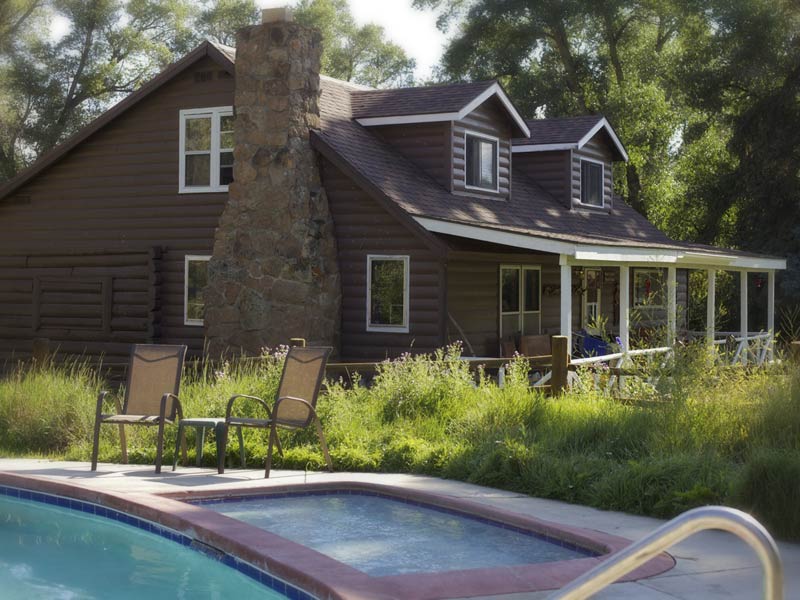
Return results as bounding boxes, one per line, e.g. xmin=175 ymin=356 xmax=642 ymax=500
xmin=767 ymin=270 xmax=775 ymax=360
xmin=706 ymin=269 xmax=716 ymax=347
xmin=560 ymin=258 xmax=572 ymax=347
xmin=740 ymin=271 xmax=748 ymax=365
xmin=619 ymin=265 xmax=629 ymax=352
xmin=667 ymin=266 xmax=677 ymax=345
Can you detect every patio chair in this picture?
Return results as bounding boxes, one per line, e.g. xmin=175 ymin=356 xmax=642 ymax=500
xmin=90 ymin=344 xmax=187 ymax=474
xmin=519 ymin=334 xmax=551 ymax=357
xmin=224 ymin=346 xmax=333 ymax=478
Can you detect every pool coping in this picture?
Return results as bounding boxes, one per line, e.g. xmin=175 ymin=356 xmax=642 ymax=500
xmin=0 ymin=472 xmax=674 ymax=599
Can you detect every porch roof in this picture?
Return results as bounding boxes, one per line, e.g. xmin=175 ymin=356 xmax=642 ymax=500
xmin=314 ymin=78 xmax=785 ymax=272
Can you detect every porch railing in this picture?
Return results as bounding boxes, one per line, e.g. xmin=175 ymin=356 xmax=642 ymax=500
xmin=686 ymin=330 xmax=774 ymax=366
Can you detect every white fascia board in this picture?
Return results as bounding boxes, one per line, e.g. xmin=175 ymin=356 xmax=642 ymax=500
xmin=356 ymin=112 xmax=460 ymax=126
xmin=728 ymin=256 xmax=787 ymax=270
xmin=573 ymin=248 xmax=681 ymax=264
xmin=413 ymin=217 xmax=576 ymax=255
xmin=413 ymin=217 xmax=787 ymax=270
xmin=457 ymin=83 xmax=530 ymax=137
xmin=512 ymin=143 xmax=576 ymax=153
xmin=577 ymin=117 xmax=630 ymax=162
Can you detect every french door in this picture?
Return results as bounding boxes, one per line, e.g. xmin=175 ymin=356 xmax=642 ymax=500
xmin=500 ymin=265 xmax=541 ymax=342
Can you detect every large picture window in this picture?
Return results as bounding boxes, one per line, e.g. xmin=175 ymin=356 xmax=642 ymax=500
xmin=179 ymin=107 xmax=233 ymax=193
xmin=367 ymin=255 xmax=409 ymax=332
xmin=580 ymin=159 xmax=604 ymax=207
xmin=633 ymin=269 xmax=665 ymax=308
xmin=185 ymin=255 xmax=210 ymax=325
xmin=465 ymin=132 xmax=498 ymax=191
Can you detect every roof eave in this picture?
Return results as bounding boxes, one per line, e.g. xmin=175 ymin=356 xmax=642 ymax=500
xmin=414 ymin=217 xmax=786 ymax=270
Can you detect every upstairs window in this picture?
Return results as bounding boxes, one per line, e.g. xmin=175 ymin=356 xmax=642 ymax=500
xmin=580 ymin=159 xmax=604 ymax=207
xmin=185 ymin=255 xmax=210 ymax=325
xmin=179 ymin=107 xmax=233 ymax=193
xmin=465 ymin=132 xmax=498 ymax=191
xmin=367 ymin=255 xmax=409 ymax=333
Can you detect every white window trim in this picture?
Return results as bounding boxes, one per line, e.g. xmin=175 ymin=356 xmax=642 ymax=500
xmin=184 ymin=255 xmax=211 ymax=326
xmin=577 ymin=157 xmax=605 ymax=208
xmin=633 ymin=268 xmax=665 ymax=309
xmin=499 ymin=265 xmax=542 ymax=340
xmin=464 ymin=130 xmax=501 ymax=193
xmin=366 ymin=254 xmax=410 ymax=333
xmin=179 ymin=106 xmax=233 ymax=194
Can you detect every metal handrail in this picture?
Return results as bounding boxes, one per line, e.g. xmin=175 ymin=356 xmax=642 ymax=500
xmin=551 ymin=506 xmax=783 ymax=600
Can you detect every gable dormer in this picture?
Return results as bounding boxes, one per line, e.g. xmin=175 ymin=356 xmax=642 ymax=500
xmin=513 ymin=116 xmax=628 ymax=212
xmin=351 ymin=81 xmax=529 ymax=199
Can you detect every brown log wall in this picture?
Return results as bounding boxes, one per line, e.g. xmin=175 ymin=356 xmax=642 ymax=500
xmin=321 ymin=157 xmax=445 ymax=360
xmin=371 ymin=122 xmax=451 ymax=190
xmin=0 ymin=57 xmax=233 ymax=363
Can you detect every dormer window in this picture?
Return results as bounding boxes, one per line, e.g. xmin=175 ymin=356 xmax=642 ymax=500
xmin=465 ymin=132 xmax=498 ymax=191
xmin=580 ymin=159 xmax=604 ymax=207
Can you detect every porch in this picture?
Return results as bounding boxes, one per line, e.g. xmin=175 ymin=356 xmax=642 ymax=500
xmin=442 ymin=236 xmax=785 ymax=361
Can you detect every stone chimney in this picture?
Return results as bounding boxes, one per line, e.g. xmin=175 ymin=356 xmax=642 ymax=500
xmin=204 ymin=9 xmax=341 ymax=355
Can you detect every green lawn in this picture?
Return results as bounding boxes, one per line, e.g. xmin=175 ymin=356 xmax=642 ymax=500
xmin=1 ymin=344 xmax=799 ymax=540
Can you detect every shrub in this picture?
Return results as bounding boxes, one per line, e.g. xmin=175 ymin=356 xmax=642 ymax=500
xmin=0 ymin=358 xmax=102 ymax=453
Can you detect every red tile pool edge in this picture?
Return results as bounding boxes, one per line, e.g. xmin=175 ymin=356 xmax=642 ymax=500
xmin=0 ymin=472 xmax=674 ymax=599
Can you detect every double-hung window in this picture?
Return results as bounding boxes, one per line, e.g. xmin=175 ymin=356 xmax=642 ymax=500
xmin=184 ymin=255 xmax=211 ymax=325
xmin=367 ymin=255 xmax=409 ymax=332
xmin=465 ymin=132 xmax=499 ymax=191
xmin=580 ymin=159 xmax=604 ymax=207
xmin=179 ymin=107 xmax=233 ymax=193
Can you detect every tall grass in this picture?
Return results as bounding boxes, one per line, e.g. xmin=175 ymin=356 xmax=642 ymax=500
xmin=1 ymin=344 xmax=799 ymax=539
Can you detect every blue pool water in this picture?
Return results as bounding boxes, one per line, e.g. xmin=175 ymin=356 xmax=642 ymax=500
xmin=201 ymin=492 xmax=592 ymax=576
xmin=0 ymin=494 xmax=288 ymax=599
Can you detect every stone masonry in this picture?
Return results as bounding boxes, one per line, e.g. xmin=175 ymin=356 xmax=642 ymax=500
xmin=204 ymin=17 xmax=341 ymax=355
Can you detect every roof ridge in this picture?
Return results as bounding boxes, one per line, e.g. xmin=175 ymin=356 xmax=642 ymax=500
xmin=350 ymin=79 xmax=496 ymax=96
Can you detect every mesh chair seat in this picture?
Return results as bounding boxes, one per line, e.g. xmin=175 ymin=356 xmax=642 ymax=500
xmin=101 ymin=414 xmax=175 ymax=425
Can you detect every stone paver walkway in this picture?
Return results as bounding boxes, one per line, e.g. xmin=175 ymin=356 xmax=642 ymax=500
xmin=1 ymin=458 xmax=796 ymax=599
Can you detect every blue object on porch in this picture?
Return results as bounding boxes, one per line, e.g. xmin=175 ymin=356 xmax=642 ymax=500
xmin=580 ymin=332 xmax=609 ymax=357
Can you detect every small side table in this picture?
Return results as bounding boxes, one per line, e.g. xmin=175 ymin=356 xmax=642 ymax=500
xmin=172 ymin=418 xmax=244 ymax=474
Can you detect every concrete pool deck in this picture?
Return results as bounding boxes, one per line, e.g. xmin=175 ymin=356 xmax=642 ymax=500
xmin=0 ymin=458 xmax=797 ymax=599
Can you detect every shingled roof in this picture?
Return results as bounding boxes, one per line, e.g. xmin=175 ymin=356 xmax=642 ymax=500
xmin=513 ymin=115 xmax=629 ymax=162
xmin=515 ymin=115 xmax=605 ymax=145
xmin=350 ymin=81 xmax=495 ymax=118
xmin=315 ymin=78 xmax=681 ymax=251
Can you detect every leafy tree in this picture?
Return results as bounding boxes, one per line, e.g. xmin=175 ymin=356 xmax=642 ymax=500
xmin=195 ymin=0 xmax=259 ymax=47
xmin=294 ymin=0 xmax=416 ymax=88
xmin=0 ymin=0 xmax=195 ymax=181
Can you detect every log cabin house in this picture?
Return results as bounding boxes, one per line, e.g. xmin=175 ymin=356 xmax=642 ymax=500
xmin=0 ymin=9 xmax=786 ymax=367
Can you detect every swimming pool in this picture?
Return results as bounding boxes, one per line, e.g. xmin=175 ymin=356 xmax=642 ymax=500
xmin=198 ymin=491 xmax=593 ymax=576
xmin=0 ymin=473 xmax=674 ymax=600
xmin=0 ymin=490 xmax=302 ymax=599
